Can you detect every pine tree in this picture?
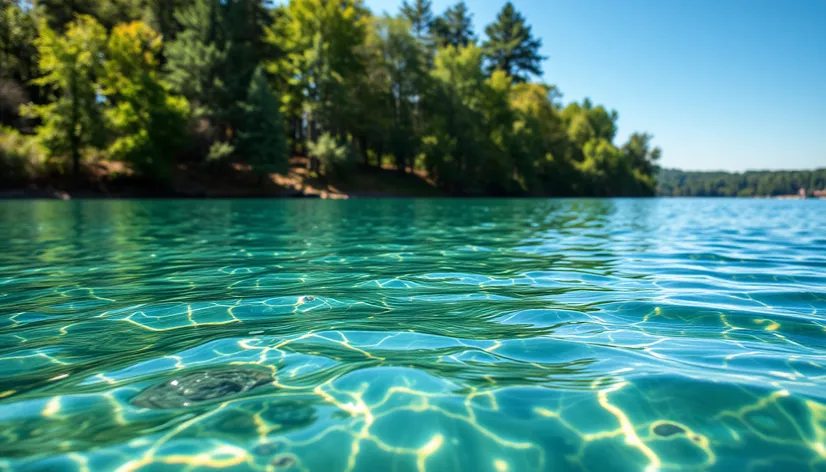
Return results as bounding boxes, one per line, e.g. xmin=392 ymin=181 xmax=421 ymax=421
xmin=220 ymin=0 xmax=271 ymax=136
xmin=430 ymin=1 xmax=475 ymax=48
xmin=236 ymin=66 xmax=289 ymax=180
xmin=164 ymin=0 xmax=225 ymax=117
xmin=144 ymin=0 xmax=195 ymax=44
xmin=400 ymin=0 xmax=433 ymax=40
xmin=482 ymin=2 xmax=544 ymax=82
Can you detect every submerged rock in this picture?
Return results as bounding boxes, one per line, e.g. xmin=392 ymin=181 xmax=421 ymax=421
xmin=653 ymin=422 xmax=687 ymax=437
xmin=271 ymin=455 xmax=295 ymax=468
xmin=131 ymin=369 xmax=273 ymax=409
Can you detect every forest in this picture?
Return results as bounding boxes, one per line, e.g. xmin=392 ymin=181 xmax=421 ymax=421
xmin=0 ymin=0 xmax=663 ymax=197
xmin=658 ymin=168 xmax=826 ymax=197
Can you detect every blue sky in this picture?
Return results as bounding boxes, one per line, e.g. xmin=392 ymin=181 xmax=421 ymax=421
xmin=365 ymin=0 xmax=825 ymax=171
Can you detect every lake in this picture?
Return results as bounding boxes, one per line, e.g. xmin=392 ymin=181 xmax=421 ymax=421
xmin=0 ymin=198 xmax=824 ymax=471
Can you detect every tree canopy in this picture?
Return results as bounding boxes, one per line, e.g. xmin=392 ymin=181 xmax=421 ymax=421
xmin=401 ymin=0 xmax=433 ymax=40
xmin=430 ymin=1 xmax=475 ymax=48
xmin=482 ymin=2 xmax=544 ymax=82
xmin=658 ymin=168 xmax=826 ymax=197
xmin=1 ymin=0 xmax=669 ymax=197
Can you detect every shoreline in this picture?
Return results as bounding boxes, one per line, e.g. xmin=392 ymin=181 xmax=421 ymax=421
xmin=2 ymin=187 xmax=823 ymax=200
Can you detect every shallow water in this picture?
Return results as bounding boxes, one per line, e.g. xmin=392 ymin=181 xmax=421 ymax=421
xmin=0 ymin=198 xmax=825 ymax=471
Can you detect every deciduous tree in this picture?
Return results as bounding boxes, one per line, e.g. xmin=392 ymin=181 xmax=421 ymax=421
xmin=24 ymin=15 xmax=107 ymax=177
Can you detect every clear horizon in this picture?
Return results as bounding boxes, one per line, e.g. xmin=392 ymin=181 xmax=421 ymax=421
xmin=366 ymin=0 xmax=826 ymax=172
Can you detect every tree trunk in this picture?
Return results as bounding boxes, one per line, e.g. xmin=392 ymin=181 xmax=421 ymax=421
xmin=359 ymin=135 xmax=369 ymax=166
xmin=306 ymin=115 xmax=314 ymax=171
xmin=69 ymin=67 xmax=80 ymax=181
xmin=396 ymin=153 xmax=406 ymax=175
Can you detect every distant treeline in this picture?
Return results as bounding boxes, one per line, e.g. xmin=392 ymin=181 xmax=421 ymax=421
xmin=658 ymin=168 xmax=826 ymax=197
xmin=0 ymin=0 xmax=662 ymax=197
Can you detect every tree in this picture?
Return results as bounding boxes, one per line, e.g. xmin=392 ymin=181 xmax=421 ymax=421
xmin=561 ymin=100 xmax=618 ymax=150
xmin=36 ymin=0 xmax=148 ymax=31
xmin=482 ymin=2 xmax=544 ymax=82
xmin=24 ymin=15 xmax=107 ymax=177
xmin=368 ymin=15 xmax=428 ymax=173
xmin=400 ymin=0 xmax=433 ymax=40
xmin=143 ymin=0 xmax=196 ymax=43
xmin=35 ymin=0 xmax=98 ymax=31
xmin=283 ymin=0 xmax=369 ymax=142
xmin=219 ymin=0 xmax=272 ymax=135
xmin=236 ymin=66 xmax=289 ymax=180
xmin=578 ymin=138 xmax=626 ymax=196
xmin=102 ymin=21 xmax=190 ymax=178
xmin=430 ymin=1 xmax=475 ymax=48
xmin=509 ymin=82 xmax=568 ymax=193
xmin=164 ymin=0 xmax=225 ymax=119
xmin=622 ymin=132 xmax=660 ymax=176
xmin=165 ymin=0 xmax=269 ymax=146
xmin=424 ymin=44 xmax=488 ymax=191
xmin=586 ymin=104 xmax=618 ymax=142
xmin=0 ymin=1 xmax=39 ymax=127
xmin=3 ymin=0 xmax=668 ymax=197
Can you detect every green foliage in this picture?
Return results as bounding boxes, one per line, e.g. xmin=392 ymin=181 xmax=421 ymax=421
xmin=236 ymin=66 xmax=289 ymax=177
xmin=431 ymin=1 xmax=475 ymax=48
xmin=400 ymin=0 xmax=433 ymax=40
xmin=24 ymin=15 xmax=107 ymax=176
xmin=164 ymin=0 xmax=225 ymax=118
xmin=482 ymin=2 xmax=544 ymax=82
xmin=102 ymin=21 xmax=190 ymax=178
xmin=0 ymin=79 xmax=28 ymax=129
xmin=1 ymin=0 xmax=665 ymax=196
xmin=0 ymin=1 xmax=39 ymax=115
xmin=658 ymin=168 xmax=826 ymax=197
xmin=364 ymin=15 xmax=428 ymax=172
xmin=424 ymin=44 xmax=487 ymax=191
xmin=35 ymin=0 xmax=99 ymax=31
xmin=36 ymin=0 xmax=148 ymax=31
xmin=164 ymin=0 xmax=272 ymax=155
xmin=561 ymin=101 xmax=618 ymax=145
xmin=283 ymin=0 xmax=368 ymax=141
xmin=144 ymin=0 xmax=195 ymax=42
xmin=623 ymin=132 xmax=660 ymax=176
xmin=308 ymin=132 xmax=356 ymax=175
xmin=206 ymin=140 xmax=235 ymax=163
xmin=0 ymin=126 xmax=46 ymax=184
xmin=509 ymin=82 xmax=567 ymax=193
xmin=220 ymin=0 xmax=273 ymax=131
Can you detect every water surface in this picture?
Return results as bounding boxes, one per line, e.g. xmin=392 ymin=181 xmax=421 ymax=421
xmin=1 ymin=199 xmax=825 ymax=471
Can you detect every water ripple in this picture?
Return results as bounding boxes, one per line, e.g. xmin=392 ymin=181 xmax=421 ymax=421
xmin=0 ymin=199 xmax=825 ymax=471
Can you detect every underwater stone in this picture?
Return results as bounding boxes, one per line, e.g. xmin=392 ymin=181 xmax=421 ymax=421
xmin=271 ymin=455 xmax=295 ymax=468
xmin=131 ymin=369 xmax=273 ymax=409
xmin=254 ymin=442 xmax=280 ymax=455
xmin=653 ymin=422 xmax=687 ymax=437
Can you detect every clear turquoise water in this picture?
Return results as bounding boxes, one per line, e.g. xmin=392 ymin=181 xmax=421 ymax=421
xmin=1 ymin=199 xmax=825 ymax=471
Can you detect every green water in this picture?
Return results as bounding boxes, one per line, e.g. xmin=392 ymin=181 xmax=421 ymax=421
xmin=1 ymin=199 xmax=825 ymax=471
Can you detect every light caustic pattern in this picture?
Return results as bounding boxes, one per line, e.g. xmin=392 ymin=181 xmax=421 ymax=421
xmin=0 ymin=199 xmax=825 ymax=471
